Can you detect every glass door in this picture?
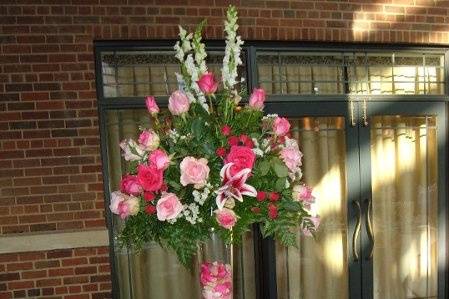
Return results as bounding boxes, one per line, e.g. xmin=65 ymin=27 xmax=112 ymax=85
xmin=265 ymin=101 xmax=361 ymax=299
xmin=265 ymin=100 xmax=447 ymax=299
xmin=359 ymin=100 xmax=447 ymax=299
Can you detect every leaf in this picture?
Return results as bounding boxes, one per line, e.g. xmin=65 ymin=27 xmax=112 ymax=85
xmin=167 ymin=179 xmax=181 ymax=191
xmin=202 ymin=142 xmax=215 ymax=156
xmin=281 ymin=200 xmax=301 ymax=212
xmin=258 ymin=160 xmax=270 ymax=176
xmin=191 ymin=118 xmax=204 ymax=140
xmin=275 ymin=178 xmax=286 ymax=192
xmin=273 ymin=162 xmax=288 ymax=178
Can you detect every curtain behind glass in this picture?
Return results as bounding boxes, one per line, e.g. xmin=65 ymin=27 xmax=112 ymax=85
xmin=276 ymin=117 xmax=348 ymax=299
xmin=257 ymin=54 xmax=444 ymax=95
xmin=106 ymin=109 xmax=255 ymax=298
xmin=370 ymin=116 xmax=438 ymax=299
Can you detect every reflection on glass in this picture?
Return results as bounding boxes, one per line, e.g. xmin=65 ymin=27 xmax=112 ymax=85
xmin=276 ymin=117 xmax=348 ymax=299
xmin=370 ymin=116 xmax=438 ymax=299
xmin=106 ymin=109 xmax=255 ymax=298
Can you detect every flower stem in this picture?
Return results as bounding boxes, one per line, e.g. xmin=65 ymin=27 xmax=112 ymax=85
xmin=208 ymin=95 xmax=214 ymax=114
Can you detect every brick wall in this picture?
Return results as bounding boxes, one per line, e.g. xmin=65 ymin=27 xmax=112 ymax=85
xmin=1 ymin=0 xmax=449 ymax=298
xmin=0 ymin=247 xmax=111 ymax=299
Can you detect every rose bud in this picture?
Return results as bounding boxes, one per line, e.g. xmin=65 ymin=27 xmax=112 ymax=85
xmin=198 ymin=72 xmax=218 ymax=95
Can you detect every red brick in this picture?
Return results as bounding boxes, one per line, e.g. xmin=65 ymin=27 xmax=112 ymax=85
xmin=36 ymin=278 xmax=62 ymax=287
xmin=0 ymin=273 xmax=20 ymax=282
xmin=61 ymin=257 xmax=88 ymax=267
xmin=48 ymin=268 xmax=75 ymax=277
xmin=35 ymin=260 xmax=60 ymax=269
xmin=21 ymin=270 xmax=46 ymax=279
xmin=7 ymin=281 xmax=34 ymax=290
xmin=47 ymin=249 xmax=72 ymax=259
xmin=6 ymin=262 xmax=33 ymax=272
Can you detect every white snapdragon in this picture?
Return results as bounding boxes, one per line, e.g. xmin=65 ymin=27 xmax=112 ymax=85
xmin=174 ymin=42 xmax=184 ymax=62
xmin=184 ymin=55 xmax=208 ymax=110
xmin=185 ymin=54 xmax=199 ymax=82
xmin=222 ymin=6 xmax=244 ymax=90
xmin=174 ymin=24 xmax=209 ymax=113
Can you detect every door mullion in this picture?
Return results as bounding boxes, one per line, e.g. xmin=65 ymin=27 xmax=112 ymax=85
xmin=357 ymin=100 xmax=374 ymax=299
xmin=347 ymin=101 xmax=364 ymax=299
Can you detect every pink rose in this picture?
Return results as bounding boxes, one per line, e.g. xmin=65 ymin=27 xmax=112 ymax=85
xmin=200 ymin=263 xmax=216 ymax=285
xmin=214 ymin=282 xmax=232 ymax=296
xmin=215 ymin=208 xmax=237 ymax=229
xmin=148 ymin=149 xmax=170 ymax=170
xmin=138 ymin=130 xmax=160 ymax=151
xmin=224 ymin=146 xmax=256 ymax=176
xmin=120 ymin=175 xmax=143 ymax=196
xmin=168 ymin=90 xmax=190 ymax=116
xmin=293 ymin=184 xmax=315 ymax=204
xmin=180 ymin=157 xmax=210 ymax=189
xmin=156 ymin=192 xmax=183 ymax=221
xmin=110 ymin=191 xmax=139 ymax=220
xmin=248 ymin=88 xmax=266 ymax=110
xmin=273 ymin=117 xmax=291 ymax=136
xmin=197 ymin=72 xmax=218 ymax=95
xmin=145 ymin=96 xmax=159 ymax=114
xmin=137 ymin=164 xmax=164 ymax=192
xmin=280 ymin=142 xmax=303 ymax=173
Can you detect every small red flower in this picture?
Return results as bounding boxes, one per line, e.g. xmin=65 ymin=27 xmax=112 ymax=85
xmin=221 ymin=125 xmax=232 ymax=136
xmin=145 ymin=205 xmax=156 ymax=215
xmin=268 ymin=203 xmax=278 ymax=219
xmin=251 ymin=207 xmax=261 ymax=214
xmin=256 ymin=191 xmax=266 ymax=202
xmin=239 ymin=135 xmax=254 ymax=148
xmin=144 ymin=192 xmax=155 ymax=202
xmin=269 ymin=192 xmax=280 ymax=202
xmin=216 ymin=147 xmax=226 ymax=157
xmin=228 ymin=136 xmax=239 ymax=146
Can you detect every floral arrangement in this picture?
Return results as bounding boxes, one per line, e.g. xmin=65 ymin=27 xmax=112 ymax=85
xmin=109 ymin=6 xmax=319 ymax=268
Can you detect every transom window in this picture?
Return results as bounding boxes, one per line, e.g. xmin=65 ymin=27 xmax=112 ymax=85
xmin=99 ymin=47 xmax=446 ymax=99
xmin=257 ymin=51 xmax=445 ymax=95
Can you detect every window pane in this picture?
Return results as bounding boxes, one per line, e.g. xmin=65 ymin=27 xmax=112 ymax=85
xmin=370 ymin=116 xmax=438 ymax=299
xmin=257 ymin=53 xmax=345 ymax=95
xmin=258 ymin=51 xmax=445 ymax=96
xmin=276 ymin=116 xmax=349 ymax=299
xmin=101 ymin=51 xmax=245 ymax=98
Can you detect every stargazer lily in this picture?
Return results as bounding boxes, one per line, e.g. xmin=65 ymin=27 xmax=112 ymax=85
xmin=216 ymin=163 xmax=257 ymax=210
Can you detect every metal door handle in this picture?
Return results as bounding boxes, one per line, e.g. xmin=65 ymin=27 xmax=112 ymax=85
xmin=350 ymin=99 xmax=356 ymax=127
xmin=362 ymin=98 xmax=369 ymax=127
xmin=366 ymin=198 xmax=374 ymax=259
xmin=352 ymin=201 xmax=361 ymax=261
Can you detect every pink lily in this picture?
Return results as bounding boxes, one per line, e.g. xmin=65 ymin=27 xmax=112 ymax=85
xmin=216 ymin=163 xmax=257 ymax=210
